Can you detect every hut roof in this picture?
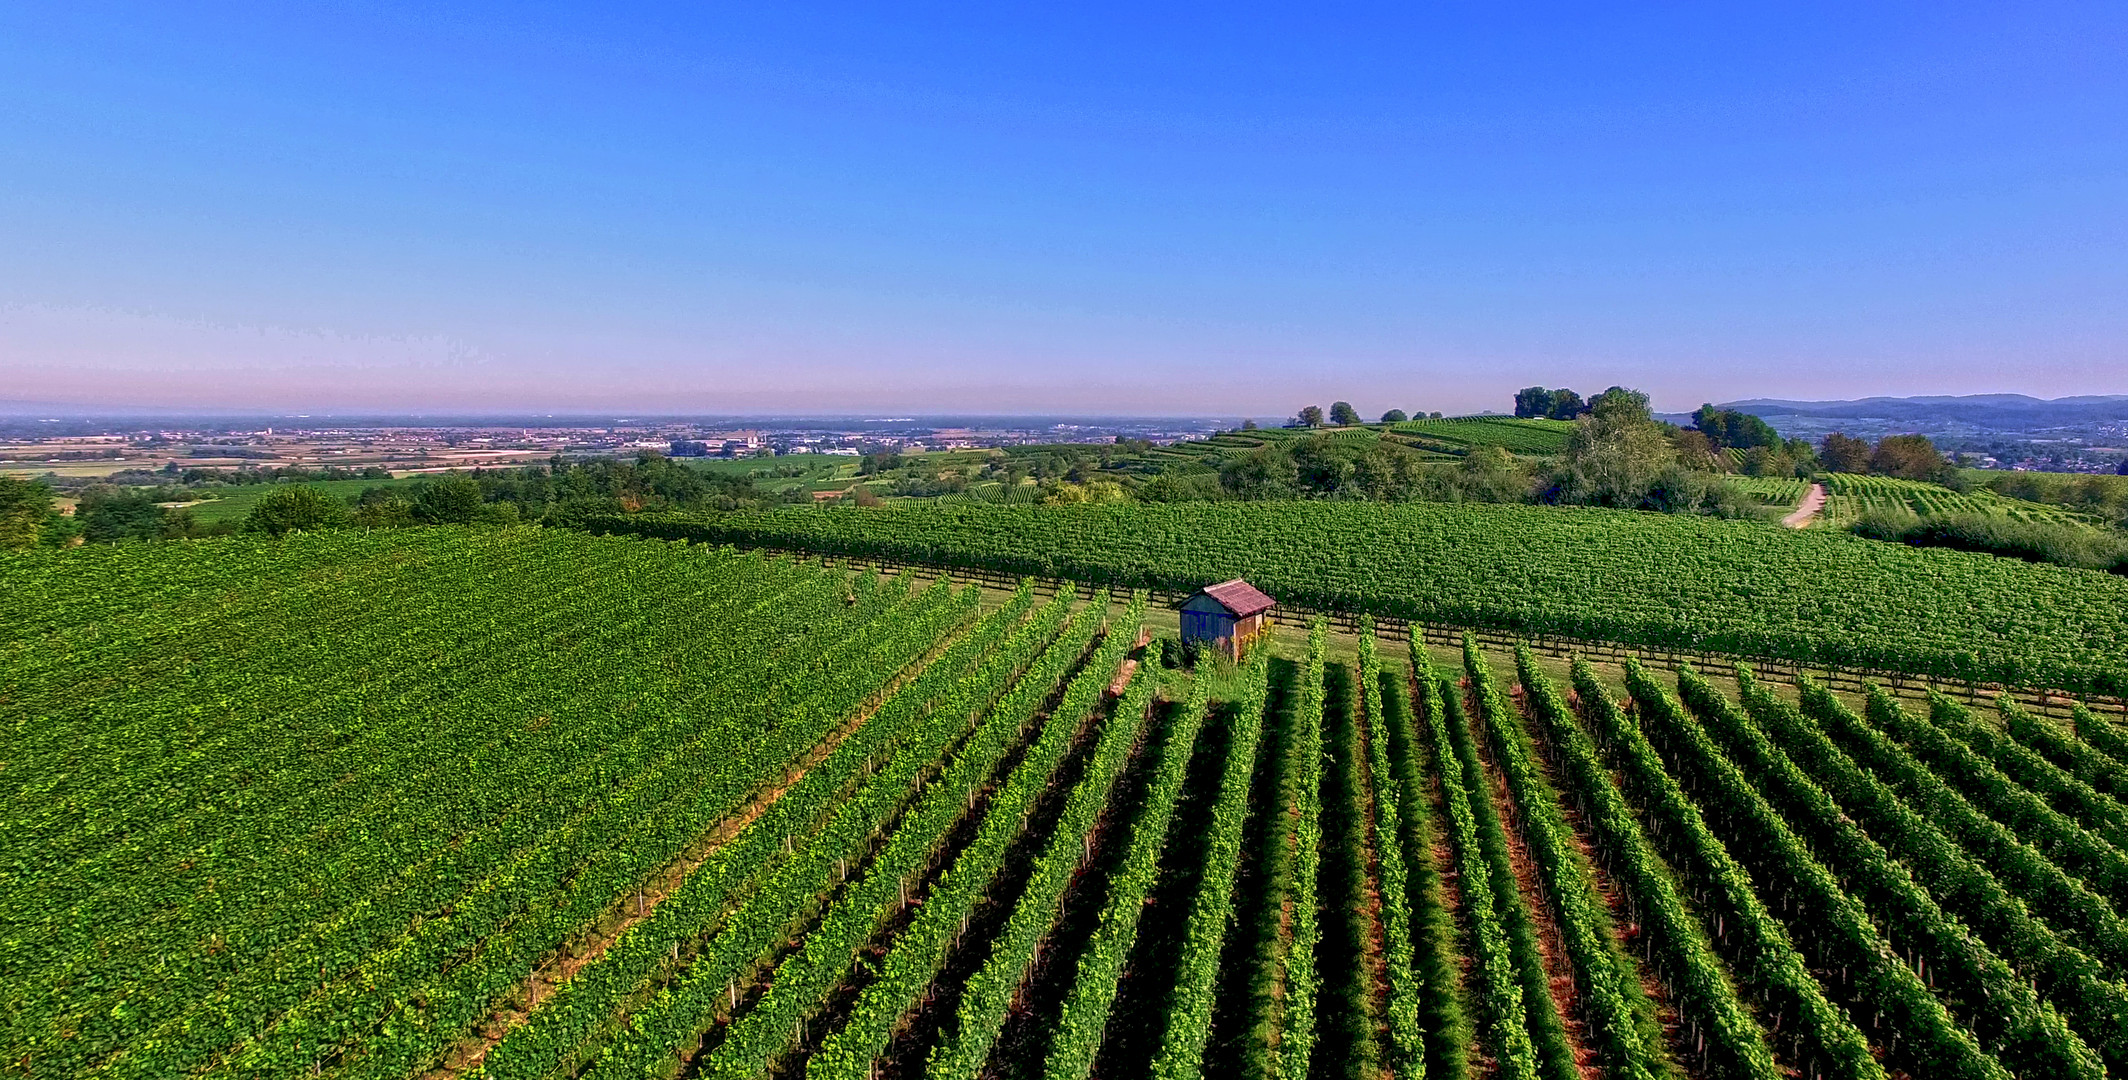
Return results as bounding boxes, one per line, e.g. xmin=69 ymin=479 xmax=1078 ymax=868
xmin=1197 ymin=579 xmax=1276 ymax=617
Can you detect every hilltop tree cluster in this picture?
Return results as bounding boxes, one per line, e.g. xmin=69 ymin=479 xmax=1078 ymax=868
xmin=1287 ymin=402 xmax=1441 ymax=427
xmin=1514 ymin=386 xmax=1589 ymax=420
xmin=1819 ymin=431 xmax=1958 ymax=484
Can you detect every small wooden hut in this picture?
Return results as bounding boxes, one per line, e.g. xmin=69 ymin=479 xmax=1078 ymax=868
xmin=1179 ymin=579 xmax=1276 ymax=658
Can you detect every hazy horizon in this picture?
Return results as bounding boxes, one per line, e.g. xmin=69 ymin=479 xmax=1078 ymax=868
xmin=4 ymin=5 xmax=2124 ymax=414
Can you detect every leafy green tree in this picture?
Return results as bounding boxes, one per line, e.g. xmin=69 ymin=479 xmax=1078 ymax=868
xmin=78 ymin=491 xmax=172 ymax=543
xmin=353 ymin=497 xmax=417 ymax=528
xmin=1518 ymin=385 xmax=1588 ymax=419
xmin=1329 ymin=401 xmax=1361 ymax=425
xmin=1692 ymin=404 xmax=1781 ymax=449
xmin=1672 ymin=428 xmax=1722 ymax=470
xmin=1543 ymin=388 xmax=1679 ymax=508
xmin=1445 ymin=445 xmax=1532 ymax=503
xmin=412 ymin=475 xmax=485 ymax=524
xmin=1870 ymin=434 xmax=1952 ymax=482
xmin=1140 ymin=468 xmax=1225 ymax=502
xmin=0 ymin=476 xmax=54 ymax=549
xmin=1586 ymin=386 xmax=1652 ymax=425
xmin=1292 ymin=435 xmax=1358 ymax=495
xmin=1821 ymin=432 xmax=1872 ymax=473
xmin=1240 ymin=418 xmax=1259 ymax=431
xmin=1220 ymin=445 xmax=1299 ymax=499
xmin=1296 ymin=405 xmax=1326 ymax=428
xmin=1738 ymin=444 xmax=1795 ymax=478
xmin=1353 ymin=444 xmax=1423 ymax=500
xmin=1380 ymin=409 xmax=1408 ymax=423
xmin=1545 ymin=388 xmax=1587 ymax=419
xmin=244 ymin=485 xmax=353 ymax=536
xmin=1785 ymin=437 xmax=1822 ymax=474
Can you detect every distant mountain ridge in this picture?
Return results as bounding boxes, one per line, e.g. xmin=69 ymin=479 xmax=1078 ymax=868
xmin=1718 ymin=393 xmax=2128 ymax=427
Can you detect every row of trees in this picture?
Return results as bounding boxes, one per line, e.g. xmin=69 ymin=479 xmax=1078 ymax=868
xmin=1288 ymin=403 xmax=1445 ymax=427
xmin=1514 ymin=386 xmax=1590 ymax=420
xmin=0 ymin=479 xmax=196 ymax=548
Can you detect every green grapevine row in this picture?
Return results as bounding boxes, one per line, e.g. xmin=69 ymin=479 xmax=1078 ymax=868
xmin=1356 ymin=621 xmax=1424 ymax=1075
xmin=1672 ymin=665 xmax=2096 ymax=1080
xmin=478 ymin=583 xmax=1057 ymax=1079
xmin=590 ymin=500 xmax=2128 ymax=693
xmin=1274 ymin=621 xmax=1327 ymax=1080
xmin=1740 ymin=673 xmax=2128 ymax=1075
xmin=1623 ymin=661 xmax=2003 ymax=1080
xmin=573 ymin=589 xmax=1095 ymax=1080
xmin=1443 ymin=641 xmax=1577 ymax=1080
xmin=272 ymin=578 xmax=976 ymax=1080
xmin=927 ymin=663 xmax=1160 ymax=1080
xmin=3 ymin=533 xmax=954 ymax=1079
xmin=253 ymin=578 xmax=980 ymax=1080
xmin=1515 ymin=651 xmax=1778 ymax=1080
xmin=1571 ymin=661 xmax=1882 ymax=1080
xmin=2075 ymin=705 xmax=2128 ymax=767
xmin=1376 ymin=665 xmax=1471 ymax=1080
xmin=1464 ymin=642 xmax=1661 ymax=1080
xmin=1944 ymin=695 xmax=2128 ymax=851
xmin=1040 ymin=676 xmax=1215 ymax=1080
xmin=2009 ymin=704 xmax=2128 ymax=800
xmin=1860 ymin=690 xmax=2128 ymax=910
xmin=1148 ymin=642 xmax=1272 ymax=1080
xmin=1411 ymin=642 xmax=1538 ymax=1080
xmin=1797 ymin=680 xmax=2128 ymax=978
xmin=787 ymin=593 xmax=1144 ymax=1080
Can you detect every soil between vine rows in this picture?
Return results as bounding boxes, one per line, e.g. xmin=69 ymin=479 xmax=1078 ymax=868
xmin=868 ymin=686 xmax=1115 ymax=1080
xmin=982 ymin=698 xmax=1177 ymax=1080
xmin=1088 ymin=689 xmax=1259 ymax=1079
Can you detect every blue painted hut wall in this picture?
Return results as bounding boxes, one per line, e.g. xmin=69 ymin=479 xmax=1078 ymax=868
xmin=1180 ymin=594 xmax=1237 ymax=644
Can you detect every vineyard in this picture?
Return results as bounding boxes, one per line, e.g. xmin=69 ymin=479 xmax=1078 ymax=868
xmin=1387 ymin=416 xmax=1575 ymax=455
xmin=1727 ymin=476 xmax=1809 ymax=512
xmin=1819 ymin=473 xmax=2089 ymax=527
xmin=1148 ymin=417 xmax=1568 ymax=464
xmin=589 ymin=501 xmax=2128 ymax=694
xmin=8 ymin=526 xmax=2128 ymax=1080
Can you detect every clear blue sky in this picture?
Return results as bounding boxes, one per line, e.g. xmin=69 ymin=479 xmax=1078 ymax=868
xmin=2 ymin=3 xmax=2123 ymax=416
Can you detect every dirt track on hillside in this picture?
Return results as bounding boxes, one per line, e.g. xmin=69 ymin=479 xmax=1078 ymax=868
xmin=1781 ymin=483 xmax=1826 ymax=528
